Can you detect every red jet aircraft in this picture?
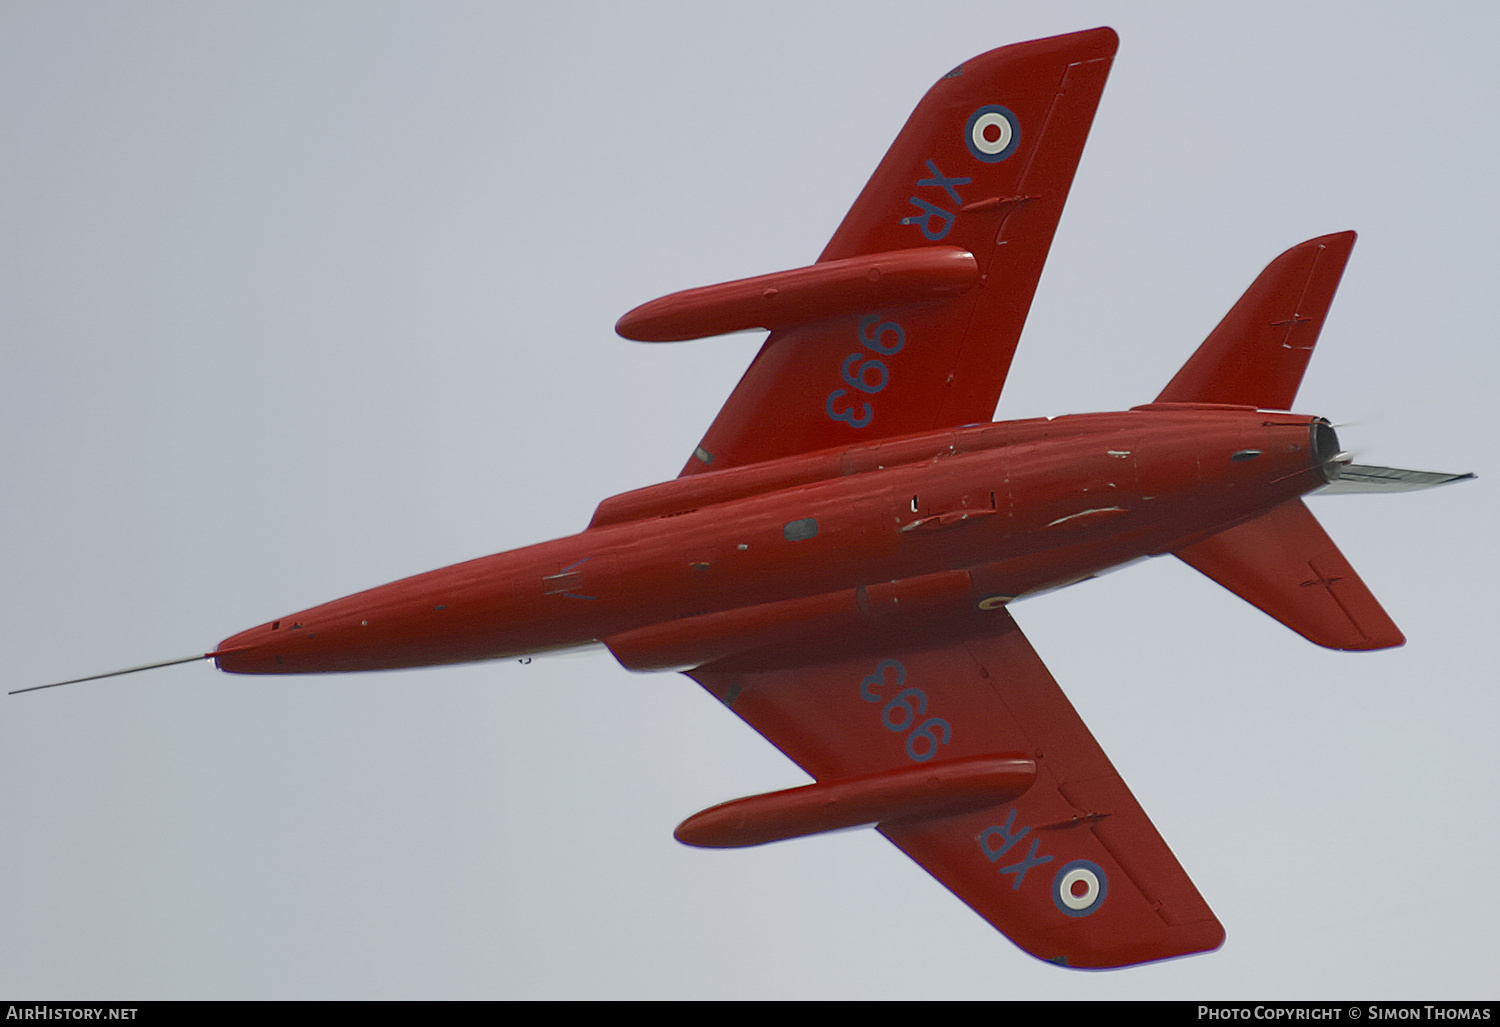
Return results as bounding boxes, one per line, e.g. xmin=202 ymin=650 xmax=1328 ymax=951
xmin=22 ymin=27 xmax=1472 ymax=968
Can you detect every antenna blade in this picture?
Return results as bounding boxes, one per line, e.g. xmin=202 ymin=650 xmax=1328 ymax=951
xmin=10 ymin=654 xmax=210 ymax=695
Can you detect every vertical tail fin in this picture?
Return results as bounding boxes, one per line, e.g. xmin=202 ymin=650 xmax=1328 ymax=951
xmin=1156 ymin=231 xmax=1356 ymax=410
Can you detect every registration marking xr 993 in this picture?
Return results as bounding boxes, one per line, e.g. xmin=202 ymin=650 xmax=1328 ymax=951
xmin=825 ymin=316 xmax=908 ymax=429
xmin=858 ymin=658 xmax=952 ymax=762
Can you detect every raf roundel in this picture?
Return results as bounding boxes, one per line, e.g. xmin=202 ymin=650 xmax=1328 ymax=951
xmin=1053 ymin=860 xmax=1108 ymax=917
xmin=965 ymin=105 xmax=1021 ymax=162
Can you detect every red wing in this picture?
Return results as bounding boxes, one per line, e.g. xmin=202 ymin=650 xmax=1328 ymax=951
xmin=683 ymin=27 xmax=1117 ymax=475
xmin=687 ymin=607 xmax=1224 ymax=969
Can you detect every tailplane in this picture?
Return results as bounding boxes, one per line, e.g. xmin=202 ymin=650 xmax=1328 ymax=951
xmin=1174 ymin=499 xmax=1404 ymax=651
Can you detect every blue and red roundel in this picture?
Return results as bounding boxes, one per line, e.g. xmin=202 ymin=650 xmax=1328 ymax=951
xmin=1053 ymin=859 xmax=1108 ymax=917
xmin=965 ymin=105 xmax=1021 ymax=162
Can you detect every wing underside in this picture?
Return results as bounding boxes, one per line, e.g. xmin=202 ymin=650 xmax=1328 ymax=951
xmin=682 ymin=28 xmax=1118 ymax=474
xmin=687 ymin=607 xmax=1224 ymax=968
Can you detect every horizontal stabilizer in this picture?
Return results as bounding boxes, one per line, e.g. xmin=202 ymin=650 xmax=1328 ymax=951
xmin=1174 ymin=499 xmax=1404 ymax=651
xmin=1157 ymin=232 xmax=1355 ymax=410
xmin=1319 ymin=464 xmax=1475 ymax=495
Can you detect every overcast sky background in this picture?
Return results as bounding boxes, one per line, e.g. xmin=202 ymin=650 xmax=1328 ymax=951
xmin=2 ymin=1 xmax=1495 ymax=1001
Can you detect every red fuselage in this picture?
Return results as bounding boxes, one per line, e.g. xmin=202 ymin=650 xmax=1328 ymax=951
xmin=214 ymin=406 xmax=1339 ymax=676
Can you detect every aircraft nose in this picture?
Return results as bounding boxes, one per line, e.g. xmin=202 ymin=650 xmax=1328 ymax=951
xmin=212 ymin=622 xmax=285 ymax=674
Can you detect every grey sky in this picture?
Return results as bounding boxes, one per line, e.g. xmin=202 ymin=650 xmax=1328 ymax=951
xmin=2 ymin=1 xmax=1494 ymax=1000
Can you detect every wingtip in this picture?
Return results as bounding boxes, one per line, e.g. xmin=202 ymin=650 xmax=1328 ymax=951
xmin=1042 ymin=25 xmax=1119 ymax=58
xmin=962 ymin=26 xmax=1119 ymax=71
